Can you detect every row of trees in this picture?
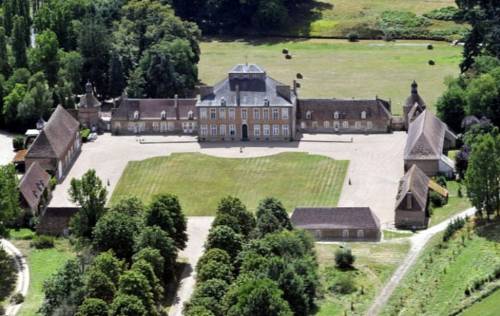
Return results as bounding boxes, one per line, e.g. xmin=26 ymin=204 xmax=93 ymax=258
xmin=40 ymin=170 xmax=188 ymax=315
xmin=185 ymin=196 xmax=319 ymax=316
xmin=0 ymin=0 xmax=200 ymax=131
xmin=0 ymin=164 xmax=20 ymax=237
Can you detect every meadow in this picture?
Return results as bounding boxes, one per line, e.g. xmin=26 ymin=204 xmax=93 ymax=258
xmin=111 ymin=152 xmax=348 ymax=215
xmin=199 ymin=38 xmax=462 ymax=115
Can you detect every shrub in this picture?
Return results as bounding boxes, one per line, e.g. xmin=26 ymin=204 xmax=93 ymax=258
xmin=330 ymin=275 xmax=356 ymax=294
xmin=12 ymin=136 xmax=24 ymax=151
xmin=427 ymin=44 xmax=434 ymax=50
xmin=429 ymin=60 xmax=436 ymax=66
xmin=423 ymin=7 xmax=461 ymax=21
xmin=443 ymin=218 xmax=466 ymax=242
xmin=435 ymin=175 xmax=447 ymax=188
xmin=10 ymin=293 xmax=24 ymax=304
xmin=80 ymin=129 xmax=91 ymax=143
xmin=378 ymin=11 xmax=431 ymax=38
xmin=335 ymin=247 xmax=355 ymax=269
xmin=347 ymin=32 xmax=359 ymax=42
xmin=430 ymin=191 xmax=446 ymax=208
xmin=30 ymin=235 xmax=55 ymax=249
xmin=49 ymin=177 xmax=57 ymax=190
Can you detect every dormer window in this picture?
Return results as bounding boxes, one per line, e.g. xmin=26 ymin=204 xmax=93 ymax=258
xmin=188 ymin=111 xmax=194 ymax=120
xmin=361 ymin=111 xmax=367 ymax=119
xmin=161 ymin=110 xmax=166 ymax=120
xmin=133 ymin=111 xmax=139 ymax=120
xmin=220 ymin=97 xmax=226 ymax=107
xmin=334 ymin=111 xmax=339 ymax=119
xmin=264 ymin=98 xmax=270 ymax=107
xmin=306 ymin=111 xmax=312 ymax=120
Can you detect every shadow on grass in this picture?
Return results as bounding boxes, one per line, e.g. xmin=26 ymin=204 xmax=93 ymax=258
xmin=474 ymin=217 xmax=500 ymax=243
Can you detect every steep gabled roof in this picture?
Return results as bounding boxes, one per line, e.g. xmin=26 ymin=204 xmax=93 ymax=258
xmin=19 ymin=162 xmax=50 ymax=210
xmin=395 ymin=165 xmax=429 ymax=211
xmin=291 ymin=207 xmax=380 ymax=230
xmin=27 ymin=105 xmax=80 ymax=160
xmin=404 ymin=110 xmax=446 ymax=160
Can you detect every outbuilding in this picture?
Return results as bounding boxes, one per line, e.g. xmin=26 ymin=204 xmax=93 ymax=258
xmin=290 ymin=207 xmax=381 ymax=241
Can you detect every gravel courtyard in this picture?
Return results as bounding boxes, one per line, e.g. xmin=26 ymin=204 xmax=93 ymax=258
xmin=50 ymin=132 xmax=405 ymax=227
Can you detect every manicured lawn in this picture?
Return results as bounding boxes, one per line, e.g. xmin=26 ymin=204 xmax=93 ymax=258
xmin=9 ymin=231 xmax=75 ymax=316
xmin=383 ymin=230 xmax=413 ymax=240
xmin=111 ymin=152 xmax=348 ymax=215
xmin=460 ymin=289 xmax=500 ymax=316
xmin=287 ymin=0 xmax=467 ymax=39
xmin=315 ymin=241 xmax=410 ymax=315
xmin=381 ymin=220 xmax=500 ymax=315
xmin=430 ymin=180 xmax=471 ymax=227
xmin=199 ymin=38 xmax=461 ymax=115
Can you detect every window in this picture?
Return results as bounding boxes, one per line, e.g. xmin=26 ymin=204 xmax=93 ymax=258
xmin=200 ymin=108 xmax=208 ymax=119
xmin=357 ymin=230 xmax=364 ymax=238
xmin=334 ymin=121 xmax=340 ymax=130
xmin=253 ymin=108 xmax=260 ymax=120
xmin=367 ymin=121 xmax=373 ymax=129
xmin=210 ymin=124 xmax=217 ymax=136
xmin=229 ymin=108 xmax=235 ymax=120
xmin=200 ymin=124 xmax=208 ymax=136
xmin=361 ymin=111 xmax=367 ymax=119
xmin=241 ymin=109 xmax=248 ymax=120
xmin=133 ymin=111 xmax=139 ymax=120
xmin=263 ymin=124 xmax=270 ymax=136
xmin=273 ymin=124 xmax=280 ymax=136
xmin=160 ymin=122 xmax=167 ymax=132
xmin=263 ymin=108 xmax=269 ymax=120
xmin=254 ymin=124 xmax=261 ymax=137
xmin=188 ymin=111 xmax=194 ymax=120
xmin=210 ymin=108 xmax=217 ymax=120
xmin=272 ymin=108 xmax=279 ymax=120
xmin=229 ymin=124 xmax=236 ymax=136
xmin=334 ymin=111 xmax=339 ymax=119
xmin=355 ymin=121 xmax=361 ymax=129
xmin=219 ymin=108 xmax=226 ymax=120
xmin=301 ymin=122 xmax=306 ymax=129
xmin=342 ymin=229 xmax=349 ymax=238
xmin=161 ymin=111 xmax=166 ymax=120
xmin=220 ymin=124 xmax=226 ymax=136
xmin=343 ymin=121 xmax=349 ymax=128
xmin=282 ymin=125 xmax=289 ymax=136
xmin=152 ymin=122 xmax=159 ymax=131
xmin=281 ymin=108 xmax=289 ymax=120
xmin=306 ymin=111 xmax=312 ymax=120
xmin=324 ymin=121 xmax=330 ymax=128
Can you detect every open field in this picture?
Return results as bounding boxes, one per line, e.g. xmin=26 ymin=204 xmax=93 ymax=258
xmin=111 ymin=152 xmax=348 ymax=215
xmin=199 ymin=38 xmax=461 ymax=115
xmin=381 ymin=220 xmax=500 ymax=315
xmin=9 ymin=230 xmax=75 ymax=316
xmin=430 ymin=180 xmax=471 ymax=227
xmin=315 ymin=241 xmax=410 ymax=315
xmin=288 ymin=0 xmax=466 ymax=38
xmin=460 ymin=289 xmax=500 ymax=316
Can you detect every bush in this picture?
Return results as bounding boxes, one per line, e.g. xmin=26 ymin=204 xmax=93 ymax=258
xmin=335 ymin=247 xmax=355 ymax=269
xmin=10 ymin=293 xmax=24 ymax=304
xmin=429 ymin=60 xmax=436 ymax=65
xmin=430 ymin=191 xmax=447 ymax=208
xmin=378 ymin=11 xmax=431 ymax=38
xmin=80 ymin=128 xmax=91 ymax=143
xmin=443 ymin=217 xmax=466 ymax=242
xmin=30 ymin=235 xmax=55 ymax=249
xmin=347 ymin=32 xmax=359 ymax=42
xmin=330 ymin=275 xmax=356 ymax=294
xmin=423 ymin=7 xmax=461 ymax=21
xmin=49 ymin=177 xmax=57 ymax=190
xmin=427 ymin=44 xmax=434 ymax=50
xmin=12 ymin=136 xmax=25 ymax=151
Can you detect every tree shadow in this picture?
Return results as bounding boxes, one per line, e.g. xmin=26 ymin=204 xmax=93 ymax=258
xmin=474 ymin=217 xmax=500 ymax=242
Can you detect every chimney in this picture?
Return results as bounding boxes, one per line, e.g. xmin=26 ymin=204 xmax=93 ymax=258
xmin=236 ymin=84 xmax=240 ymax=106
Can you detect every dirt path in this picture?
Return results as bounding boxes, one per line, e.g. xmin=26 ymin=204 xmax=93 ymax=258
xmin=168 ymin=217 xmax=213 ymax=316
xmin=366 ymin=207 xmax=476 ymax=316
xmin=1 ymin=239 xmax=30 ymax=316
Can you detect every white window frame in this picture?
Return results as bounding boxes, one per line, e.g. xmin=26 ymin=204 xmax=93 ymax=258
xmin=228 ymin=108 xmax=235 ymax=120
xmin=334 ymin=111 xmax=339 ymax=119
xmin=200 ymin=108 xmax=207 ymax=120
xmin=229 ymin=124 xmax=236 ymax=136
xmin=343 ymin=121 xmax=349 ymax=128
xmin=241 ymin=109 xmax=248 ymax=120
xmin=200 ymin=124 xmax=208 ymax=136
xmin=272 ymin=124 xmax=280 ymax=136
xmin=152 ymin=122 xmax=159 ymax=132
xmin=160 ymin=122 xmax=167 ymax=133
xmin=367 ymin=121 xmax=373 ymax=130
xmin=210 ymin=124 xmax=217 ymax=136
xmin=282 ymin=124 xmax=289 ymax=136
xmin=263 ymin=108 xmax=269 ymax=120
xmin=342 ymin=229 xmax=349 ymax=238
xmin=263 ymin=124 xmax=270 ymax=136
xmin=324 ymin=121 xmax=330 ymax=128
xmin=281 ymin=108 xmax=289 ymax=120
xmin=219 ymin=108 xmax=226 ymax=120
xmin=210 ymin=108 xmax=217 ymax=120
xmin=253 ymin=108 xmax=260 ymax=120
xmin=254 ymin=124 xmax=261 ymax=137
xmin=355 ymin=121 xmax=362 ymax=129
xmin=272 ymin=108 xmax=279 ymax=120
xmin=361 ymin=111 xmax=367 ymax=120
xmin=220 ymin=124 xmax=226 ymax=136
xmin=188 ymin=111 xmax=194 ymax=120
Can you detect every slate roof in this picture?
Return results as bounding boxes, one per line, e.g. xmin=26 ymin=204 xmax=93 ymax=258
xmin=298 ymin=99 xmax=392 ymax=120
xmin=113 ymin=98 xmax=197 ymax=120
xmin=26 ymin=106 xmax=80 ymax=160
xmin=395 ymin=165 xmax=430 ymax=212
xmin=404 ymin=110 xmax=447 ymax=160
xmin=19 ymin=162 xmax=50 ymax=211
xmin=291 ymin=207 xmax=380 ymax=230
xmin=198 ymin=64 xmax=294 ymax=107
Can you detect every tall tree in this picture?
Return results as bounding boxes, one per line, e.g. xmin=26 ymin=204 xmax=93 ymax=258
xmin=69 ymin=169 xmax=108 ymax=239
xmin=2 ymin=83 xmax=26 ymax=128
xmin=0 ymin=164 xmax=20 ymax=237
xmin=29 ymin=30 xmax=60 ymax=86
xmin=17 ymin=72 xmax=53 ymax=125
xmin=465 ymin=133 xmax=500 ymax=218
xmin=12 ymin=15 xmax=28 ymax=69
xmin=436 ymin=78 xmax=467 ymax=133
xmin=0 ymin=27 xmax=11 ymax=77
xmin=108 ymin=51 xmax=126 ymax=97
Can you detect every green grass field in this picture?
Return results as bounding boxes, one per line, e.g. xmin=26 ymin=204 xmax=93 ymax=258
xmin=460 ymin=289 xmax=500 ymax=316
xmin=9 ymin=230 xmax=75 ymax=316
xmin=381 ymin=220 xmax=500 ymax=315
xmin=111 ymin=152 xmax=348 ymax=215
xmin=430 ymin=181 xmax=471 ymax=226
xmin=287 ymin=0 xmax=466 ymax=39
xmin=315 ymin=241 xmax=410 ymax=315
xmin=199 ymin=38 xmax=461 ymax=115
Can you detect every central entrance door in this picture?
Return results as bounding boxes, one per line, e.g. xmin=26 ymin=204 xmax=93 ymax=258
xmin=242 ymin=124 xmax=248 ymax=141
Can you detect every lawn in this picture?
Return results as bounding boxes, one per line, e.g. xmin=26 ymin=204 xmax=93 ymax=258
xmin=286 ymin=0 xmax=467 ymax=39
xmin=9 ymin=230 xmax=75 ymax=316
xmin=315 ymin=241 xmax=410 ymax=315
xmin=199 ymin=38 xmax=462 ymax=115
xmin=381 ymin=220 xmax=500 ymax=315
xmin=460 ymin=288 xmax=500 ymax=316
xmin=111 ymin=152 xmax=348 ymax=215
xmin=430 ymin=180 xmax=471 ymax=227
